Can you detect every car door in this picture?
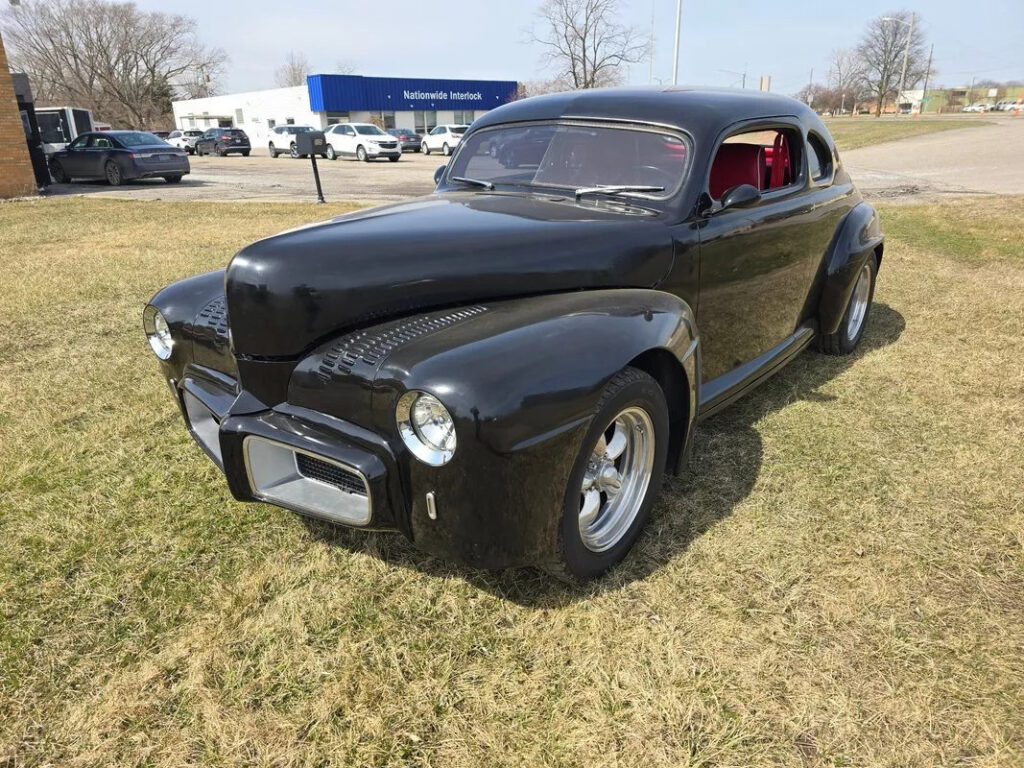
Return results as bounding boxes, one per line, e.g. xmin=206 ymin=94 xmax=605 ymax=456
xmin=695 ymin=120 xmax=826 ymax=383
xmin=83 ymin=134 xmax=115 ymax=177
xmin=337 ymin=124 xmax=357 ymax=156
xmin=199 ymin=129 xmax=216 ymax=153
xmin=59 ymin=134 xmax=91 ymax=177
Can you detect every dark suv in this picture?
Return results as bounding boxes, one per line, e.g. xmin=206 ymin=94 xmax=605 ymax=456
xmin=387 ymin=128 xmax=423 ymax=152
xmin=195 ymin=128 xmax=251 ymax=157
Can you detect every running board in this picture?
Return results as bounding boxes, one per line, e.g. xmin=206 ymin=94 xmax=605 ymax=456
xmin=697 ymin=325 xmax=816 ymax=421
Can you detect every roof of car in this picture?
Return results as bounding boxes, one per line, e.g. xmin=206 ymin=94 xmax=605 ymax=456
xmin=472 ymin=86 xmax=822 ymax=141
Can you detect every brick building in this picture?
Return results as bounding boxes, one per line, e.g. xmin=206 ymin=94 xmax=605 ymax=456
xmin=0 ymin=31 xmax=36 ymax=199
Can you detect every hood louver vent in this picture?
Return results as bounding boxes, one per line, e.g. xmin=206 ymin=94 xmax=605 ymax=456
xmin=317 ymin=306 xmax=488 ymax=382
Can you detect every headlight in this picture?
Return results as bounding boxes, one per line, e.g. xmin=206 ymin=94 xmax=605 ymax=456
xmin=396 ymin=391 xmax=456 ymax=466
xmin=143 ymin=305 xmax=173 ymax=360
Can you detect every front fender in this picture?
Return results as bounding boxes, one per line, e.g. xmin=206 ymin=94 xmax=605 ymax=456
xmin=146 ymin=269 xmax=227 ymax=382
xmin=819 ymin=202 xmax=884 ymax=335
xmin=290 ymin=289 xmax=697 ymax=568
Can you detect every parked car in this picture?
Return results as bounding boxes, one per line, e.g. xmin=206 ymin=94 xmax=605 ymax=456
xmin=961 ymin=103 xmax=989 ymax=113
xmin=993 ymin=99 xmax=1021 ymax=112
xmin=49 ymin=130 xmax=189 ymax=186
xmin=387 ymin=128 xmax=423 ymax=152
xmin=151 ymin=130 xmax=171 ymax=139
xmin=421 ymin=124 xmax=468 ymax=155
xmin=194 ymin=128 xmax=251 ymax=156
xmin=268 ymin=125 xmax=318 ymax=158
xmin=322 ymin=122 xmax=401 ymax=161
xmin=142 ymin=88 xmax=883 ymax=580
xmin=167 ymin=129 xmax=204 ymax=154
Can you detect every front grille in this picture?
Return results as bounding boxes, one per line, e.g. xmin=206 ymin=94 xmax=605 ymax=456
xmin=296 ymin=453 xmax=366 ymax=496
xmin=379 ymin=142 xmax=398 ymax=149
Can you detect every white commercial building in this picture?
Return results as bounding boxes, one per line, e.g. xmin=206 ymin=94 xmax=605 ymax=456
xmin=172 ymin=74 xmax=519 ymax=145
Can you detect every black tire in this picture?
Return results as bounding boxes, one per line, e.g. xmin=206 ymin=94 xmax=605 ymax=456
xmin=49 ymin=160 xmax=67 ymax=184
xmin=544 ymin=367 xmax=669 ymax=581
xmin=442 ymin=142 xmax=451 ymax=156
xmin=816 ymin=252 xmax=878 ymax=355
xmin=105 ymin=160 xmax=123 ymax=186
xmin=325 ymin=144 xmax=337 ymax=160
xmin=216 ymin=147 xmax=225 ymax=157
xmin=164 ymin=175 xmax=183 ymax=184
xmin=389 ymin=155 xmax=400 ymax=162
xmin=422 ymin=142 xmax=430 ymax=155
xmin=195 ymin=144 xmax=203 ymax=156
xmin=242 ymin=150 xmax=250 ymax=157
xmin=269 ymin=143 xmax=278 ymax=158
xmin=290 ymin=142 xmax=298 ymax=158
xmin=356 ymin=145 xmax=368 ymax=162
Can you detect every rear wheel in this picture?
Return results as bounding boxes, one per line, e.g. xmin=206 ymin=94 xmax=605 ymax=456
xmin=105 ymin=160 xmax=123 ymax=186
xmin=49 ymin=160 xmax=67 ymax=184
xmin=325 ymin=144 xmax=336 ymax=160
xmin=241 ymin=150 xmax=250 ymax=157
xmin=545 ymin=367 xmax=669 ymax=581
xmin=816 ymin=253 xmax=878 ymax=355
xmin=164 ymin=174 xmax=183 ymax=184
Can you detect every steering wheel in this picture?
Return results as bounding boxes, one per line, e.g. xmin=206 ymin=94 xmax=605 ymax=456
xmin=620 ymin=165 xmax=675 ymax=190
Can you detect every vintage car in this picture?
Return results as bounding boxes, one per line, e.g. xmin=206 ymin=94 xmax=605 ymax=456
xmin=143 ymin=88 xmax=883 ymax=580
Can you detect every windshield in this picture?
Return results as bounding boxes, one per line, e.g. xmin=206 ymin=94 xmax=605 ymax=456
xmin=117 ymin=132 xmax=164 ymax=146
xmin=355 ymin=124 xmax=386 ymax=135
xmin=448 ymin=122 xmax=689 ymax=198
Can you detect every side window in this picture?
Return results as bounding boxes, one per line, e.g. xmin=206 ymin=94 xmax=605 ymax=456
xmin=807 ymin=133 xmax=833 ymax=183
xmin=709 ymin=126 xmax=803 ymax=200
xmin=89 ymin=135 xmax=112 ymax=148
xmin=67 ymin=135 xmax=89 ymax=150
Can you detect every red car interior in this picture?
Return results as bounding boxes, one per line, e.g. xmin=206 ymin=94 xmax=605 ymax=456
xmin=709 ymin=131 xmax=794 ymax=200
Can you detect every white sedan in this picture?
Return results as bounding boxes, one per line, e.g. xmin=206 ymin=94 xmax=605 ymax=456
xmin=421 ymin=124 xmax=468 ymax=156
xmin=322 ymin=123 xmax=402 ymax=162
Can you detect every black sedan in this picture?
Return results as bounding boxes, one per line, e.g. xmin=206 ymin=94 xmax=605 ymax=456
xmin=143 ymin=88 xmax=883 ymax=580
xmin=194 ymin=128 xmax=251 ymax=157
xmin=49 ymin=131 xmax=189 ymax=186
xmin=387 ymin=128 xmax=423 ymax=151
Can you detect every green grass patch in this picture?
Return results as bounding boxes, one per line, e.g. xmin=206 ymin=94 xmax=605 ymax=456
xmin=1 ymin=196 xmax=1022 ymax=767
xmin=825 ymin=117 xmax=992 ymax=151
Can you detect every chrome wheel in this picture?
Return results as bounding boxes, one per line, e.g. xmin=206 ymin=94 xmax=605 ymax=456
xmin=846 ymin=262 xmax=872 ymax=339
xmin=578 ymin=406 xmax=655 ymax=553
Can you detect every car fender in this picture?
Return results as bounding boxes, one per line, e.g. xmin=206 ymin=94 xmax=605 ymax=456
xmin=146 ymin=269 xmax=226 ymax=380
xmin=818 ymin=201 xmax=884 ymax=335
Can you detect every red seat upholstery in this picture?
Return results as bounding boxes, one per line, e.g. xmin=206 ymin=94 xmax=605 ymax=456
xmin=709 ymin=143 xmax=766 ymax=200
xmin=769 ymin=132 xmax=791 ymax=189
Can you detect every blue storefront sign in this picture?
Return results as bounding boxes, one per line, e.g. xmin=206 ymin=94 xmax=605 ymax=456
xmin=307 ymin=74 xmax=518 ymax=113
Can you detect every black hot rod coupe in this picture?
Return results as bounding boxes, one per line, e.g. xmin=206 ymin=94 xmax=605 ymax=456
xmin=144 ymin=88 xmax=882 ymax=579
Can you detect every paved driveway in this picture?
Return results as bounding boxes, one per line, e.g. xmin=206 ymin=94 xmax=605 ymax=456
xmin=841 ymin=119 xmax=1024 ymax=200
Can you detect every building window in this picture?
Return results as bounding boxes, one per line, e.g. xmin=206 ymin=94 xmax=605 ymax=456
xmin=235 ymin=108 xmax=244 ymax=125
xmin=379 ymin=110 xmax=396 ymax=129
xmin=454 ymin=110 xmax=474 ymax=125
xmin=187 ymin=117 xmax=196 ymax=128
xmin=267 ymin=119 xmax=276 ymax=129
xmin=326 ymin=111 xmax=350 ymax=125
xmin=286 ymin=117 xmax=295 ymax=125
xmin=414 ymin=110 xmax=438 ymax=134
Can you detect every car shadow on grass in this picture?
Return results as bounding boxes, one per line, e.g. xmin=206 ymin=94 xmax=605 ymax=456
xmin=302 ymin=303 xmax=906 ymax=607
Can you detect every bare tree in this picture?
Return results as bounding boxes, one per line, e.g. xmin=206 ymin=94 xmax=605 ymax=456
xmin=827 ymin=47 xmax=868 ymax=108
xmin=334 ymin=60 xmax=356 ymax=75
xmin=530 ymin=0 xmax=650 ymax=90
xmin=855 ymin=10 xmax=928 ymax=116
xmin=2 ymin=0 xmax=226 ymax=128
xmin=275 ymin=50 xmax=310 ymax=87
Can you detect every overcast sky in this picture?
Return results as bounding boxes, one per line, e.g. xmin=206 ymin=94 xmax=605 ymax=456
xmin=133 ymin=0 xmax=1023 ymax=96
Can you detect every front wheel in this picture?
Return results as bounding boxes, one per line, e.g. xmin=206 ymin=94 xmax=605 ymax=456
xmin=105 ymin=160 xmax=123 ymax=186
xmin=388 ymin=155 xmax=400 ymax=163
xmin=442 ymin=142 xmax=451 ymax=156
xmin=545 ymin=367 xmax=669 ymax=581
xmin=49 ymin=160 xmax=67 ymax=184
xmin=325 ymin=144 xmax=336 ymax=160
xmin=422 ymin=142 xmax=430 ymax=155
xmin=816 ymin=252 xmax=878 ymax=355
xmin=356 ymin=145 xmax=368 ymax=162
xmin=289 ymin=142 xmax=298 ymax=158
xmin=269 ymin=142 xmax=278 ymax=158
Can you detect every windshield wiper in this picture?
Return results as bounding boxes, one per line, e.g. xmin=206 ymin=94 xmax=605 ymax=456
xmin=574 ymin=184 xmax=664 ymax=200
xmin=451 ymin=176 xmax=494 ymax=190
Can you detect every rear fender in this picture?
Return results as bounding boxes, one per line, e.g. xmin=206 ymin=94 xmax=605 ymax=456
xmin=819 ymin=202 xmax=884 ymax=335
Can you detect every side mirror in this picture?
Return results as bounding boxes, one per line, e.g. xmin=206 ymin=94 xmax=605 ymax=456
xmin=719 ymin=184 xmax=761 ymax=211
xmin=433 ymin=165 xmax=446 ymax=185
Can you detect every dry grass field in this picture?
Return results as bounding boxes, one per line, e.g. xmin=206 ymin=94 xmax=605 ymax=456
xmin=825 ymin=117 xmax=992 ymax=151
xmin=1 ymin=196 xmax=1022 ymax=767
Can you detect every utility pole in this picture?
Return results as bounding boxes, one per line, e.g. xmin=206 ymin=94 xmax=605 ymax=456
xmin=671 ymin=0 xmax=682 ymax=85
xmin=897 ymin=12 xmax=915 ymax=115
xmin=920 ymin=43 xmax=933 ymax=114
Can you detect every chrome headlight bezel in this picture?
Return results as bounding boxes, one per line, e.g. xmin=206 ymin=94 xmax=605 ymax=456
xmin=396 ymin=391 xmax=456 ymax=466
xmin=143 ymin=305 xmax=173 ymax=360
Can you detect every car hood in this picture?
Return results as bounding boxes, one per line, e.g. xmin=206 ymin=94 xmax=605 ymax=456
xmin=225 ymin=192 xmax=674 ymax=358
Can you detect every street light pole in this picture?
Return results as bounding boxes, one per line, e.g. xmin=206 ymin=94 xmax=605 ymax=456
xmin=671 ymin=0 xmax=682 ymax=85
xmin=896 ymin=12 xmax=915 ymax=115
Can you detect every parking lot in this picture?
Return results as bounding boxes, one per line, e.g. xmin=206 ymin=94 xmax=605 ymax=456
xmin=46 ymin=147 xmax=443 ymax=203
